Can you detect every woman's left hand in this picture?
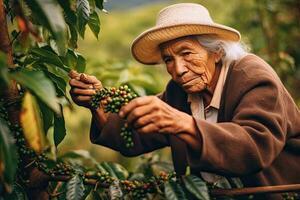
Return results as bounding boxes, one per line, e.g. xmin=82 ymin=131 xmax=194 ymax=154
xmin=119 ymin=96 xmax=194 ymax=135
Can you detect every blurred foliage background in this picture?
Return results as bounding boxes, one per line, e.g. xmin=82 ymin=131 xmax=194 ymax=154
xmin=58 ymin=0 xmax=300 ymax=171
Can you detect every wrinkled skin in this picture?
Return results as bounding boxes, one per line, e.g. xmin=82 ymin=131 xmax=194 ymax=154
xmin=160 ymin=36 xmax=219 ymax=94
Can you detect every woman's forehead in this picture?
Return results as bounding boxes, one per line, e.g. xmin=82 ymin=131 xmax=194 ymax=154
xmin=159 ymin=36 xmax=202 ymax=54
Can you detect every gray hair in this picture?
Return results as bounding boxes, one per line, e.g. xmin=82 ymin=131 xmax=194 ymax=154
xmin=195 ymin=35 xmax=249 ymax=65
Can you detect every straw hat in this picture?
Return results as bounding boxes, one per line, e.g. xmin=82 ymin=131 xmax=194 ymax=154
xmin=131 ymin=3 xmax=241 ymax=65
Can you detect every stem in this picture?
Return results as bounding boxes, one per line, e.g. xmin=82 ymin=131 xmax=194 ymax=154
xmin=0 ymin=0 xmax=13 ymax=66
xmin=210 ymin=184 xmax=300 ymax=197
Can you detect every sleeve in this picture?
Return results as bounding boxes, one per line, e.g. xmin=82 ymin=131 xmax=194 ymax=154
xmin=90 ymin=99 xmax=169 ymax=157
xmin=186 ymin=70 xmax=287 ymax=177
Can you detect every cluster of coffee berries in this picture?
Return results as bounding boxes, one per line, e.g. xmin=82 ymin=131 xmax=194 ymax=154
xmin=91 ymin=85 xmax=138 ymax=148
xmin=96 ymin=171 xmax=116 ymax=184
xmin=91 ymin=85 xmax=137 ymax=111
xmin=117 ymin=171 xmax=176 ymax=199
xmin=36 ymin=158 xmax=74 ymax=177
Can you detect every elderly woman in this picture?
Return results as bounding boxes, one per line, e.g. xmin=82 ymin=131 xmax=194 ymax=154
xmin=69 ymin=3 xmax=300 ymax=199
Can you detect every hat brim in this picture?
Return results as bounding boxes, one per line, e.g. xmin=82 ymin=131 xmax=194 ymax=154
xmin=131 ymin=23 xmax=241 ymax=65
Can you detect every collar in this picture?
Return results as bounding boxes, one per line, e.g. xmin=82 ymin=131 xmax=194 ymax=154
xmin=187 ymin=61 xmax=230 ymax=110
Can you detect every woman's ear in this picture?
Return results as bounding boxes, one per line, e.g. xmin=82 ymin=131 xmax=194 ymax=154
xmin=214 ymin=48 xmax=224 ymax=63
xmin=214 ymin=52 xmax=222 ymax=63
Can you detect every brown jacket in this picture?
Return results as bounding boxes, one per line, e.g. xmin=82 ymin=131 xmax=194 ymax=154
xmin=90 ymin=54 xmax=300 ymax=196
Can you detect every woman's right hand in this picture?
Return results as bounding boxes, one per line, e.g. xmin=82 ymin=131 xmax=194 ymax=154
xmin=68 ymin=70 xmax=102 ymax=109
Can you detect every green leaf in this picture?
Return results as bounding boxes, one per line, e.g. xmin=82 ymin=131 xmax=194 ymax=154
xmin=77 ymin=0 xmax=90 ymax=38
xmin=0 ymin=118 xmax=18 ymax=186
xmin=53 ymin=108 xmax=66 ymax=147
xmin=57 ymin=0 xmax=77 ymax=24
xmin=182 ymin=175 xmax=210 ymax=200
xmin=11 ymin=69 xmax=60 ymax=114
xmin=62 ymin=50 xmax=86 ymax=73
xmin=97 ymin=162 xmax=129 ymax=180
xmin=65 ymin=49 xmax=78 ymax=69
xmin=164 ymin=181 xmax=188 ymax=200
xmin=44 ymin=63 xmax=69 ymax=83
xmin=66 ymin=175 xmax=85 ymax=200
xmin=43 ymin=69 xmax=67 ymax=97
xmin=25 ymin=0 xmax=67 ymax=55
xmin=20 ymin=92 xmax=49 ymax=153
xmin=31 ymin=47 xmax=69 ymax=72
xmin=95 ymin=0 xmax=103 ymax=9
xmin=68 ymin=23 xmax=78 ymax=49
xmin=37 ymin=100 xmax=54 ymax=134
xmin=75 ymin=53 xmax=86 ymax=73
xmin=88 ymin=11 xmax=100 ymax=39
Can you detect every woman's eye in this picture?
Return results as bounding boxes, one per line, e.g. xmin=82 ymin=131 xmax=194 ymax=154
xmin=163 ymin=57 xmax=172 ymax=64
xmin=182 ymin=51 xmax=191 ymax=56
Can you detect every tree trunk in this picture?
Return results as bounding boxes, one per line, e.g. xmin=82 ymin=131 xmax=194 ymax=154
xmin=0 ymin=0 xmax=49 ymax=199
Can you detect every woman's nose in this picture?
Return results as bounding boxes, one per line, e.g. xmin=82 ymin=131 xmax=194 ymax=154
xmin=174 ymin=58 xmax=188 ymax=76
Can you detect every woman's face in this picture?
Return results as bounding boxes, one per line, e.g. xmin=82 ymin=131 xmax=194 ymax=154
xmin=160 ymin=36 xmax=219 ymax=94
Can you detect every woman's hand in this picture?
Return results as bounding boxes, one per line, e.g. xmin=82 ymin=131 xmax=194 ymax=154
xmin=68 ymin=70 xmax=102 ymax=109
xmin=119 ymin=96 xmax=195 ymax=135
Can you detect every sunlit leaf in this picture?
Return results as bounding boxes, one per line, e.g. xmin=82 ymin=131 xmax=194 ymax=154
xmin=66 ymin=175 xmax=85 ymax=200
xmin=25 ymin=0 xmax=67 ymax=55
xmin=88 ymin=11 xmax=100 ymax=39
xmin=20 ymin=92 xmax=49 ymax=153
xmin=11 ymin=69 xmax=60 ymax=113
xmin=53 ymin=107 xmax=66 ymax=147
xmin=182 ymin=175 xmax=210 ymax=200
xmin=31 ymin=47 xmax=69 ymax=72
xmin=164 ymin=181 xmax=188 ymax=200
xmin=77 ymin=0 xmax=90 ymax=38
xmin=0 ymin=118 xmax=18 ymax=188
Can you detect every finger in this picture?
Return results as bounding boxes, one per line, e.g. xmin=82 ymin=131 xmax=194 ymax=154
xmin=69 ymin=70 xmax=81 ymax=80
xmin=126 ymin=105 xmax=154 ymax=125
xmin=119 ymin=96 xmax=153 ymax=118
xmin=80 ymin=74 xmax=101 ymax=85
xmin=69 ymin=79 xmax=94 ymax=89
xmin=73 ymin=95 xmax=92 ymax=102
xmin=136 ymin=123 xmax=159 ymax=135
xmin=70 ymin=88 xmax=96 ymax=96
xmin=133 ymin=113 xmax=155 ymax=129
